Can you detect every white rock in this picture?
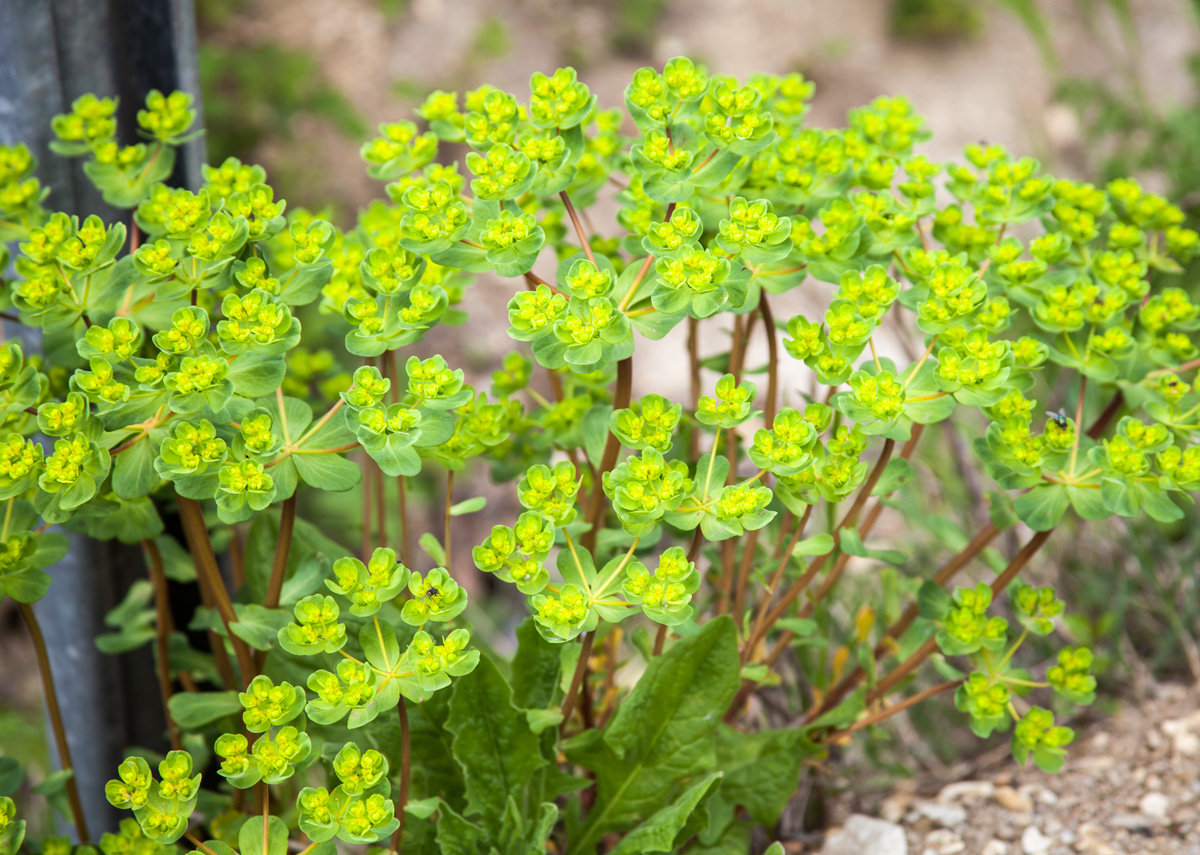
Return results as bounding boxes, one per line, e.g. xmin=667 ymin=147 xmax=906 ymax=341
xmin=911 ymin=800 xmax=967 ymax=827
xmin=822 ymin=814 xmax=907 ymax=855
xmin=1020 ymin=826 xmax=1052 ymax=855
xmin=981 ymin=841 xmax=1009 ymax=855
xmin=1161 ymin=711 xmax=1200 ymax=755
xmin=1139 ymin=791 xmax=1170 ymax=822
xmin=923 ymin=829 xmax=965 ymax=854
xmin=937 ymin=780 xmax=995 ymax=803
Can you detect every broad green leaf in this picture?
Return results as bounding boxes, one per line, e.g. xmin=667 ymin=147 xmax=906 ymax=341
xmin=166 ymin=691 xmax=241 ymax=728
xmin=564 ymin=617 xmax=739 ymax=853
xmin=446 ymin=654 xmax=546 ymax=833
xmin=435 ymin=800 xmax=486 ymax=855
xmin=582 ymin=403 xmax=611 ymax=469
xmin=511 ymin=618 xmax=563 ymax=711
xmin=112 ymin=436 xmax=161 ymax=499
xmin=1014 ymin=484 xmax=1069 ymax=531
xmin=704 ymin=726 xmax=819 ymax=841
xmin=229 ymin=352 xmax=287 ymax=398
xmin=239 ymin=816 xmax=288 ymax=855
xmin=609 ymin=772 xmax=723 ymax=855
xmin=0 ymin=756 xmax=22 ymax=796
xmin=293 ymin=450 xmax=361 ymax=492
xmin=793 ymin=533 xmax=835 ymax=557
xmin=230 ymin=603 xmax=289 ymax=651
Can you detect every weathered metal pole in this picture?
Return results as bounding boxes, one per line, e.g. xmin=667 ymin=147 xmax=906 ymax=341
xmin=0 ymin=0 xmax=205 ymax=838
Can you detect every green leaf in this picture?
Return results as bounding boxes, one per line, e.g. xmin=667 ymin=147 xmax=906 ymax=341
xmin=230 ymin=604 xmax=289 ymax=651
xmin=449 ymin=496 xmax=486 ymax=516
xmin=1014 ymin=484 xmax=1069 ymax=531
xmin=228 ymin=352 xmax=286 ymax=398
xmin=446 ymin=654 xmax=546 ymax=834
xmin=917 ymin=580 xmax=952 ymax=621
xmin=609 ymin=772 xmax=723 ymax=855
xmin=239 ymin=816 xmax=288 ymax=855
xmin=112 ymin=435 xmax=161 ymax=499
xmin=564 ymin=617 xmax=739 ymax=853
xmin=793 ymin=533 xmax=835 ymax=557
xmin=435 ymin=802 xmax=485 ymax=855
xmin=167 ymin=690 xmax=241 ymax=728
xmin=511 ymin=618 xmax=563 ymax=711
xmin=0 ymin=757 xmax=23 ymax=797
xmin=872 ymin=458 xmax=914 ymax=496
xmin=583 ymin=403 xmax=611 ymax=469
xmin=419 ymin=532 xmax=446 ymax=566
xmin=704 ymin=726 xmax=819 ymax=843
xmin=293 ymin=450 xmax=361 ymax=492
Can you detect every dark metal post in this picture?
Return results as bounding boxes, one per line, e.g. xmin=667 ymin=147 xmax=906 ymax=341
xmin=0 ymin=0 xmax=205 ymax=838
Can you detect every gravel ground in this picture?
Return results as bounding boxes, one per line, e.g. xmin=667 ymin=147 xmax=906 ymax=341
xmin=825 ymin=683 xmax=1200 ymax=854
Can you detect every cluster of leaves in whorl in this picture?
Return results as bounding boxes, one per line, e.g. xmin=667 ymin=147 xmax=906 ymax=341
xmin=1 ymin=53 xmax=1198 ymax=855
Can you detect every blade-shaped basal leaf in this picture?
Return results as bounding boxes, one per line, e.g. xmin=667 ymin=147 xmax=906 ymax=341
xmin=702 ymin=726 xmax=820 ymax=843
xmin=435 ymin=799 xmax=487 ymax=855
xmin=446 ymin=654 xmax=546 ymax=833
xmin=609 ymin=772 xmax=722 ymax=855
xmin=511 ymin=618 xmax=563 ymax=711
xmin=564 ymin=617 xmax=738 ymax=854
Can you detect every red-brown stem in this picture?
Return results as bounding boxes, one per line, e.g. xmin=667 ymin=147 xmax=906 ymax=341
xmin=264 ymin=496 xmax=296 ymax=610
xmin=177 ymin=496 xmax=256 ymax=687
xmin=560 ymin=630 xmax=595 ymax=727
xmin=361 ymin=455 xmax=374 ymax=562
xmin=229 ymin=525 xmax=246 ymax=591
xmin=389 ymin=698 xmax=411 ymax=853
xmin=20 ymin=602 xmax=91 ymax=841
xmin=731 ymin=528 xmax=762 ymax=624
xmin=653 ymin=623 xmax=668 ymax=656
xmin=582 ymin=357 xmax=633 ymax=552
xmin=866 ymin=529 xmax=1053 ymax=704
xmin=687 ymin=318 xmax=701 ymax=461
xmin=143 ymin=539 xmax=182 ymax=751
xmin=827 ymin=680 xmax=963 ymax=739
xmin=760 ymin=294 xmax=779 ymax=428
xmin=744 ymin=439 xmax=895 ymax=653
xmin=396 ymin=476 xmax=411 ymax=568
xmin=191 ymin=556 xmax=235 ymax=690
xmin=444 ymin=470 xmax=454 ymax=571
xmin=812 ymin=521 xmax=1002 ymax=720
xmin=559 ymin=191 xmax=597 ymax=266
xmin=375 ymin=462 xmax=387 ymax=550
xmin=1087 ymin=391 xmax=1124 ymax=439
xmin=743 ymin=504 xmax=814 ymax=659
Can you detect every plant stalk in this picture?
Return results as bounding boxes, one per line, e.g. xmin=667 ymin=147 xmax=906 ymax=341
xmin=143 ymin=539 xmax=182 ymax=751
xmin=19 ymin=602 xmax=90 ymax=842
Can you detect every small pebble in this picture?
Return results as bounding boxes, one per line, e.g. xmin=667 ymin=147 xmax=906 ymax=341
xmin=937 ymin=780 xmax=995 ymax=803
xmin=1020 ymin=826 xmax=1051 ymax=855
xmin=994 ymin=786 xmax=1034 ymax=814
xmin=911 ymin=800 xmax=967 ymax=828
xmin=1139 ymin=791 xmax=1170 ymax=822
xmin=981 ymin=840 xmax=1008 ymax=855
xmin=923 ymin=828 xmax=965 ymax=854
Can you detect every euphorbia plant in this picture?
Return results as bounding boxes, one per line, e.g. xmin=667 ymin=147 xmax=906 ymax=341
xmin=1 ymin=56 xmax=1198 ymax=854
